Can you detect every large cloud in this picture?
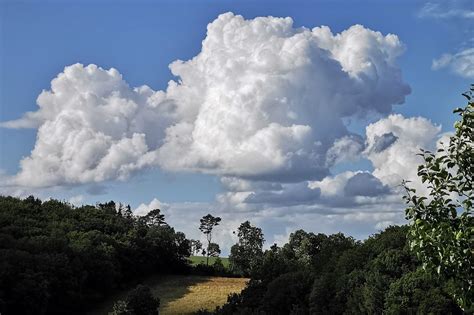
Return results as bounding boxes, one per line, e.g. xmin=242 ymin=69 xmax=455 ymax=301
xmin=156 ymin=13 xmax=410 ymax=181
xmin=2 ymin=13 xmax=411 ymax=187
xmin=216 ymin=113 xmax=442 ymax=227
xmin=4 ymin=64 xmax=173 ymax=187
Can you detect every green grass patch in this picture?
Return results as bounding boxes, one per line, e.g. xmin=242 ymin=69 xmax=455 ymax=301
xmin=189 ymin=256 xmax=230 ymax=267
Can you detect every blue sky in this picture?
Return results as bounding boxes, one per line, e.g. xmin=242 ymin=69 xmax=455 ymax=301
xmin=0 ymin=0 xmax=472 ymax=251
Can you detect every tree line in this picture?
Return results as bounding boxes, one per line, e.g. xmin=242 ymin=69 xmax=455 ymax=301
xmin=212 ymin=225 xmax=463 ymax=314
xmin=0 ymin=196 xmax=466 ymax=315
xmin=0 ymin=197 xmax=190 ymax=314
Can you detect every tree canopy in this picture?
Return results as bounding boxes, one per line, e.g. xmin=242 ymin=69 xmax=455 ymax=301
xmin=0 ymin=196 xmax=190 ymax=314
xmin=229 ymin=221 xmax=264 ymax=276
xmin=199 ymin=214 xmax=222 ymax=266
xmin=404 ymin=85 xmax=473 ymax=310
xmin=212 ymin=226 xmax=462 ymax=315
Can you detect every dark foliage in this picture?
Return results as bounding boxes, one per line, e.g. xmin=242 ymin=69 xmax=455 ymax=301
xmin=111 ymin=284 xmax=160 ymax=315
xmin=190 ymin=261 xmax=237 ymax=278
xmin=229 ymin=221 xmax=264 ymax=276
xmin=0 ymin=196 xmax=190 ymax=314
xmin=404 ymin=86 xmax=473 ymax=310
xmin=215 ymin=225 xmax=463 ymax=315
xmin=199 ymin=214 xmax=222 ymax=266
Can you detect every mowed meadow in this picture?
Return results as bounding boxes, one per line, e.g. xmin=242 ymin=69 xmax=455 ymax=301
xmin=189 ymin=256 xmax=230 ymax=268
xmin=91 ymin=274 xmax=248 ymax=314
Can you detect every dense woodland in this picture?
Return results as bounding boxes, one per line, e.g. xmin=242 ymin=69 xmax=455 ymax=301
xmin=216 ymin=225 xmax=463 ymax=314
xmin=0 ymin=196 xmax=190 ymax=314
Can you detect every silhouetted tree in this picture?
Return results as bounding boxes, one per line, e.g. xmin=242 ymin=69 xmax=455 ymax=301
xmin=199 ymin=214 xmax=221 ymax=265
xmin=190 ymin=239 xmax=203 ymax=256
xmin=144 ymin=209 xmax=167 ymax=227
xmin=97 ymin=200 xmax=117 ymax=214
xmin=208 ymin=242 xmax=221 ymax=257
xmin=124 ymin=204 xmax=133 ymax=219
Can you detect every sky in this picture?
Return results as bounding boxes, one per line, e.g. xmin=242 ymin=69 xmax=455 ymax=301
xmin=0 ymin=0 xmax=472 ymax=253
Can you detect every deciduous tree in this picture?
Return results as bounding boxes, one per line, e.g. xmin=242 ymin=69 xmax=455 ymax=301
xmin=229 ymin=221 xmax=264 ymax=276
xmin=404 ymin=86 xmax=473 ymax=310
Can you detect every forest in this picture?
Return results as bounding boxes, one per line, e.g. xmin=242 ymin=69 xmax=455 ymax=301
xmin=0 ymin=196 xmax=190 ymax=314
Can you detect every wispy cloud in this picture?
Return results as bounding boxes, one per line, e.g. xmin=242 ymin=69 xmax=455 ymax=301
xmin=419 ymin=2 xmax=474 ymax=19
xmin=432 ymin=48 xmax=474 ymax=78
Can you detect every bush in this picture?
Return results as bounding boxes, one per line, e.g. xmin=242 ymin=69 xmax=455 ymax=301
xmin=110 ymin=285 xmax=160 ymax=315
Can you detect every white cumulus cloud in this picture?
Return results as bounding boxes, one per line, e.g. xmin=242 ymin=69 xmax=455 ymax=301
xmin=1 ymin=13 xmax=411 ymax=188
xmin=134 ymin=198 xmax=170 ymax=216
xmin=365 ymin=114 xmax=441 ymax=193
xmin=156 ymin=13 xmax=410 ymax=181
xmin=3 ymin=63 xmax=175 ymax=187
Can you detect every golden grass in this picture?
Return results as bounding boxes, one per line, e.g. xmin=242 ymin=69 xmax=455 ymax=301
xmin=89 ymin=275 xmax=248 ymax=315
xmin=155 ymin=276 xmax=248 ymax=314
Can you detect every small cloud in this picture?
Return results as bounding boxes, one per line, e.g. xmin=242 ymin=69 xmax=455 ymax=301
xmin=375 ymin=220 xmax=395 ymax=230
xmin=68 ymin=195 xmax=84 ymax=206
xmin=0 ymin=112 xmax=41 ymax=129
xmin=134 ymin=198 xmax=170 ymax=216
xmin=432 ymin=48 xmax=474 ymax=78
xmin=419 ymin=2 xmax=474 ymax=19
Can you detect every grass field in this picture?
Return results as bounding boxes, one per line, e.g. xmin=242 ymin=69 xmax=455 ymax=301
xmin=90 ymin=275 xmax=248 ymax=315
xmin=189 ymin=256 xmax=230 ymax=267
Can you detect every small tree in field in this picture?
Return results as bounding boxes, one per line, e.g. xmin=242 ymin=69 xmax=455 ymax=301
xmin=404 ymin=86 xmax=473 ymax=311
xmin=199 ymin=214 xmax=221 ymax=266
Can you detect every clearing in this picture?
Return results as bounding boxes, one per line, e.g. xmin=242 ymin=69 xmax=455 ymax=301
xmin=90 ymin=275 xmax=248 ymax=315
xmin=189 ymin=256 xmax=230 ymax=267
